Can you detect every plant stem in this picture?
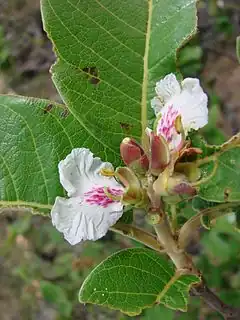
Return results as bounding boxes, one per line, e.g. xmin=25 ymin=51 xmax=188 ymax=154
xmin=153 ymin=216 xmax=198 ymax=272
xmin=191 ymin=281 xmax=240 ymax=320
xmin=170 ymin=204 xmax=177 ymax=233
xmin=153 ymin=213 xmax=240 ymax=319
xmin=151 ymin=207 xmax=240 ymax=319
xmin=111 ymin=222 xmax=162 ymax=252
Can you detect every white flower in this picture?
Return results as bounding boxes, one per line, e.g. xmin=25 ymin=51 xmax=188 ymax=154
xmin=51 ymin=148 xmax=124 ymax=245
xmin=151 ymin=73 xmax=208 ymax=150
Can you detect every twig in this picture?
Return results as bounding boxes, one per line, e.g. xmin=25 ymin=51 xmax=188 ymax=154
xmin=191 ymin=280 xmax=240 ymax=320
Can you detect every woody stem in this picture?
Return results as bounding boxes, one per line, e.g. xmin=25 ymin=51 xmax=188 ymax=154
xmin=148 ymin=189 xmax=240 ymax=319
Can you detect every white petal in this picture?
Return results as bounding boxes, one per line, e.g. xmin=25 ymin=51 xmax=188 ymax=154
xmin=151 ymin=97 xmax=163 ymax=116
xmin=58 ymin=148 xmax=121 ymax=197
xmin=178 ymin=77 xmax=208 ymax=132
xmin=51 ymin=196 xmax=123 ymax=245
xmin=155 ymin=73 xmax=181 ymax=104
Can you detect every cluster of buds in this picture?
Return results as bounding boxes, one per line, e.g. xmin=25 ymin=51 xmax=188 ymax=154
xmin=120 ymin=132 xmax=198 ymax=202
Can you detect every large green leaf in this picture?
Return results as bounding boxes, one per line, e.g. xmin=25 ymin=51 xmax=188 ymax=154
xmin=198 ymin=135 xmax=240 ymax=202
xmin=79 ymin=248 xmax=199 ymax=316
xmin=41 ymin=0 xmax=197 ymax=160
xmin=0 ymin=95 xmax=79 ymax=210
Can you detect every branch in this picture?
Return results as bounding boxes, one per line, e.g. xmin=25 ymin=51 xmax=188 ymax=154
xmin=191 ymin=280 xmax=240 ymax=320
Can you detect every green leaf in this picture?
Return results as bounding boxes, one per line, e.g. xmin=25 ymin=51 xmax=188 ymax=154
xmin=192 ymin=197 xmax=218 ymax=212
xmin=188 ymin=132 xmax=220 ymax=158
xmin=79 ymin=248 xmax=200 ymax=316
xmin=41 ymin=0 xmax=198 ymax=161
xmin=0 ymin=95 xmax=80 ymax=210
xmin=119 ymin=207 xmax=133 ymax=224
xmin=198 ymin=136 xmax=240 ymax=202
xmin=142 ymin=304 xmax=174 ymax=320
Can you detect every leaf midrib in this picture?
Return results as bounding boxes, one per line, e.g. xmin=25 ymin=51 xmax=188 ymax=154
xmin=141 ymin=0 xmax=152 ymax=148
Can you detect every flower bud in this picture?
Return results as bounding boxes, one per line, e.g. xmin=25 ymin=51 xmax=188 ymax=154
xmin=153 ymin=172 xmax=196 ymax=197
xmin=116 ymin=167 xmax=148 ymax=207
xmin=150 ymin=132 xmax=170 ymax=176
xmin=120 ymin=138 xmax=149 ymax=172
xmin=116 ymin=167 xmax=140 ymax=189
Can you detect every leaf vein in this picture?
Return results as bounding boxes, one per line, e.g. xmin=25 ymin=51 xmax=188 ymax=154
xmin=46 ymin=0 xmax=142 ymax=87
xmin=67 ymin=0 xmax=143 ymax=59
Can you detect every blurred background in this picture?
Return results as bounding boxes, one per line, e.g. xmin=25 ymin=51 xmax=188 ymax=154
xmin=0 ymin=0 xmax=240 ymax=319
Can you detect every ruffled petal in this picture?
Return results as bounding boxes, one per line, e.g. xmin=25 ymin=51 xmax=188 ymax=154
xmin=179 ymin=78 xmax=208 ymax=132
xmin=154 ymin=75 xmax=208 ymax=151
xmin=51 ymin=196 xmax=123 ymax=245
xmin=155 ymin=73 xmax=181 ymax=104
xmin=58 ymin=148 xmax=121 ymax=197
xmin=151 ymin=97 xmax=163 ymax=116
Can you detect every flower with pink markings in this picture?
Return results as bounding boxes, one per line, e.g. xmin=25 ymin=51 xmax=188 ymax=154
xmin=51 ymin=148 xmax=124 ymax=245
xmin=84 ymin=187 xmax=123 ymax=207
xmin=151 ymin=73 xmax=208 ymax=151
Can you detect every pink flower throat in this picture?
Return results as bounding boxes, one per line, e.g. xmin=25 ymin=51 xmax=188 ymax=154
xmin=157 ymin=105 xmax=179 ymax=143
xmin=84 ymin=187 xmax=123 ymax=207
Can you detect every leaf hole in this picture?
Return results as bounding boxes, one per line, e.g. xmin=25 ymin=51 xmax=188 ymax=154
xmin=82 ymin=66 xmax=100 ymax=85
xmin=119 ymin=122 xmax=133 ymax=134
xmin=43 ymin=103 xmax=54 ymax=114
xmin=60 ymin=108 xmax=70 ymax=119
xmin=224 ymin=188 xmax=231 ymax=201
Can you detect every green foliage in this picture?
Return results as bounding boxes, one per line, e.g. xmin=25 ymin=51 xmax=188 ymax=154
xmin=178 ymin=44 xmax=203 ymax=77
xmin=0 ymin=0 xmax=199 ymax=210
xmin=196 ymin=216 xmax=240 ymax=311
xmin=237 ymin=36 xmax=240 ymax=64
xmin=79 ymin=248 xmax=199 ymax=316
xmin=119 ymin=207 xmax=133 ymax=224
xmin=142 ymin=304 xmax=174 ymax=320
xmin=0 ymin=96 xmax=71 ymax=209
xmin=202 ymin=101 xmax=226 ymax=145
xmin=40 ymin=281 xmax=72 ymax=317
xmin=0 ymin=26 xmax=10 ymax=69
xmin=192 ymin=197 xmax=218 ymax=212
xmin=188 ymin=133 xmax=240 ymax=203
xmin=1 ymin=0 xmax=240 ymax=319
xmin=215 ymin=14 xmax=233 ymax=36
xmin=198 ymin=142 xmax=240 ymax=202
xmin=40 ymin=0 xmax=198 ymax=165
